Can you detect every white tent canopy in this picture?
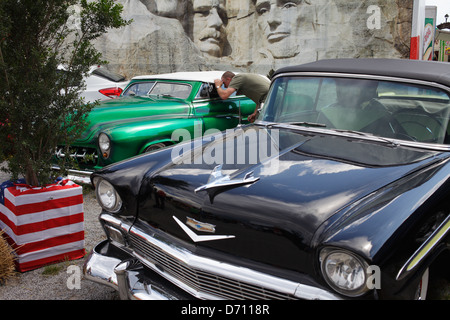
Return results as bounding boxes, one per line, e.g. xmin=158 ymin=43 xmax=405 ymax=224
xmin=436 ymin=29 xmax=450 ymax=42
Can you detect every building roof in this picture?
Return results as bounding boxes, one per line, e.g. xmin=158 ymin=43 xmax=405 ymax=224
xmin=437 ymin=29 xmax=450 ymax=42
xmin=274 ymin=59 xmax=450 ymax=88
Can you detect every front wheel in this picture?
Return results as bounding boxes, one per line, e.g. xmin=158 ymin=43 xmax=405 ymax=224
xmin=143 ymin=143 xmax=166 ymax=153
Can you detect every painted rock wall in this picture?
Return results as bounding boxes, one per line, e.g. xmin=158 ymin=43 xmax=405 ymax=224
xmin=93 ymin=0 xmax=413 ymax=78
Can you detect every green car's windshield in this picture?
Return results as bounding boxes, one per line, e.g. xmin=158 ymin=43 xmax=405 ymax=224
xmin=260 ymin=76 xmax=450 ymax=145
xmin=123 ymin=81 xmax=192 ymax=99
xmin=149 ymin=82 xmax=192 ymax=99
xmin=123 ymin=81 xmax=155 ymax=97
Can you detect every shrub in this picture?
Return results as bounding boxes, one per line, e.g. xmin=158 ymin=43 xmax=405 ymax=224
xmin=0 ymin=0 xmax=130 ymax=186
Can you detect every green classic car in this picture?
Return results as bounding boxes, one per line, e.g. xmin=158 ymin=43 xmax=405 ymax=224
xmin=56 ymin=71 xmax=260 ymax=182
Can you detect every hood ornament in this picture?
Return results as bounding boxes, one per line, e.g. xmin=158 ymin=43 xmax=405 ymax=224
xmin=186 ymin=217 xmax=216 ymax=233
xmin=195 ymin=165 xmax=260 ymax=203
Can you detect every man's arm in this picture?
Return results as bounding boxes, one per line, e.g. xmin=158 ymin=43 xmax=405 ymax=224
xmin=214 ymin=79 xmax=236 ymax=100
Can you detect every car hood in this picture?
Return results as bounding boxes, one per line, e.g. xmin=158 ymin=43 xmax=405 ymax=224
xmin=78 ymin=96 xmax=189 ymax=142
xmin=128 ymin=125 xmax=443 ymax=272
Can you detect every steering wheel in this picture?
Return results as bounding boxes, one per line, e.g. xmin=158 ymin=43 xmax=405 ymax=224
xmin=392 ymin=106 xmax=445 ymax=143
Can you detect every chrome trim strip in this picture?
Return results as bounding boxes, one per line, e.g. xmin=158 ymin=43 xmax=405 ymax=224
xmin=51 ymin=165 xmax=93 ymax=184
xmin=272 ymin=72 xmax=450 ymax=92
xmin=173 ymin=216 xmax=235 ymax=243
xmin=397 ymin=214 xmax=450 ymax=280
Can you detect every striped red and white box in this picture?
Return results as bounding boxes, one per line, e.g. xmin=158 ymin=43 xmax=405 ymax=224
xmin=0 ymin=179 xmax=85 ymax=272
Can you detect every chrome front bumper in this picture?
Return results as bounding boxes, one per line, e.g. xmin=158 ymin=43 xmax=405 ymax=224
xmin=83 ymin=238 xmax=342 ymax=301
xmin=84 ymin=213 xmax=342 ymax=300
xmin=66 ymin=169 xmax=93 ymax=185
xmin=83 ymin=240 xmax=192 ymax=300
xmin=52 ymin=166 xmax=94 ymax=184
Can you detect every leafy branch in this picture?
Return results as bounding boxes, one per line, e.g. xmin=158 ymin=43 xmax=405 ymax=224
xmin=0 ymin=0 xmax=130 ymax=186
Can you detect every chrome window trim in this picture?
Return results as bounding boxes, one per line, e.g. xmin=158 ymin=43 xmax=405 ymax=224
xmin=271 ymin=72 xmax=450 ymax=92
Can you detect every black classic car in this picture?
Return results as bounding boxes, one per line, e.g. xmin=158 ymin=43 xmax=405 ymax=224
xmin=84 ymin=59 xmax=450 ymax=300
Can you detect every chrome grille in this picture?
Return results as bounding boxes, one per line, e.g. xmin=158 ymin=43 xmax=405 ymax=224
xmin=55 ymin=146 xmax=98 ymax=165
xmin=129 ymin=232 xmax=296 ymax=300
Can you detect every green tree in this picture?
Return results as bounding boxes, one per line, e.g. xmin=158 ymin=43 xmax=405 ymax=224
xmin=0 ymin=0 xmax=130 ymax=186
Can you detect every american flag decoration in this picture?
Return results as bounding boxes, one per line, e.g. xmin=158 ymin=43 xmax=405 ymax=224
xmin=0 ymin=179 xmax=85 ymax=272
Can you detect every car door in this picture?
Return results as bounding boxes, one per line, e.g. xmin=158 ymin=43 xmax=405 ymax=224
xmin=193 ymin=82 xmax=256 ymax=132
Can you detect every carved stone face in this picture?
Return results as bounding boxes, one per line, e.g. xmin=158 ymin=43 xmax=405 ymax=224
xmin=254 ymin=0 xmax=312 ymax=59
xmin=141 ymin=0 xmax=186 ymax=19
xmin=192 ymin=0 xmax=227 ymax=57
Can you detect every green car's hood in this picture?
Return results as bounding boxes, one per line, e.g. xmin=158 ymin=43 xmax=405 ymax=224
xmin=78 ymin=96 xmax=190 ymax=142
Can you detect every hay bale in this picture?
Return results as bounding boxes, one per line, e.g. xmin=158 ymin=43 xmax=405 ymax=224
xmin=0 ymin=230 xmax=16 ymax=283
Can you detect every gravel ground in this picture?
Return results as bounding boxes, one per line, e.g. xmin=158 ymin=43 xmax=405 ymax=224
xmin=0 ymin=165 xmax=119 ymax=300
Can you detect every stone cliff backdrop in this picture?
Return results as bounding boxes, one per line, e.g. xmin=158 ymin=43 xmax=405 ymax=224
xmin=92 ymin=0 xmax=413 ymax=78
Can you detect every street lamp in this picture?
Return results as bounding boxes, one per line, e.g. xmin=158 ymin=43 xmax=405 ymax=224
xmin=446 ymin=14 xmax=449 ymax=23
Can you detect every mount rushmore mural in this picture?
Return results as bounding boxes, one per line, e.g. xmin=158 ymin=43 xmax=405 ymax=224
xmin=92 ymin=0 xmax=413 ymax=77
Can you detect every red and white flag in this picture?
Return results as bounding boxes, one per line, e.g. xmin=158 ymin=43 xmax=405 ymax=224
xmin=0 ymin=180 xmax=85 ymax=272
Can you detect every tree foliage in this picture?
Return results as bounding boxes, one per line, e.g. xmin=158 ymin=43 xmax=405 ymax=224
xmin=0 ymin=0 xmax=130 ymax=186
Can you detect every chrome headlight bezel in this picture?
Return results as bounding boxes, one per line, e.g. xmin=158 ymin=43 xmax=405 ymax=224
xmin=93 ymin=177 xmax=123 ymax=213
xmin=319 ymin=248 xmax=371 ymax=297
xmin=98 ymin=133 xmax=111 ymax=159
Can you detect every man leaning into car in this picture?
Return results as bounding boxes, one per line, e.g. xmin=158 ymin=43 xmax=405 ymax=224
xmin=215 ymin=72 xmax=270 ymax=123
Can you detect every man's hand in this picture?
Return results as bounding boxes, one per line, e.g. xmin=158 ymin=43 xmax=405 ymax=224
xmin=214 ymin=79 xmax=223 ymax=88
xmin=214 ymin=80 xmax=236 ymax=100
xmin=248 ymin=111 xmax=258 ymax=123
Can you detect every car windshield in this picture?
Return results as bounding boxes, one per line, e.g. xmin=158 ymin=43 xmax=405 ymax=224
xmin=260 ymin=76 xmax=450 ymax=145
xmin=149 ymin=82 xmax=192 ymax=99
xmin=123 ymin=81 xmax=192 ymax=99
xmin=123 ymin=81 xmax=155 ymax=96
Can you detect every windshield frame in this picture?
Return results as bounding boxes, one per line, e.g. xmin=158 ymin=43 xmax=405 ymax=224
xmin=257 ymin=72 xmax=450 ymax=152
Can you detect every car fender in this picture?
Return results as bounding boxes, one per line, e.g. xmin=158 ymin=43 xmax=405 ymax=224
xmin=103 ymin=118 xmax=203 ymax=161
xmin=315 ymin=157 xmax=450 ymax=264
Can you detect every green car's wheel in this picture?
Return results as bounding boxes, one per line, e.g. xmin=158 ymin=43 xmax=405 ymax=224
xmin=144 ymin=143 xmax=166 ymax=153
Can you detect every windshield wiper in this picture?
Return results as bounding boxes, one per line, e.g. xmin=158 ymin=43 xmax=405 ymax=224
xmin=287 ymin=121 xmax=327 ymax=128
xmin=257 ymin=121 xmax=327 ymax=129
xmin=332 ymin=129 xmax=400 ymax=147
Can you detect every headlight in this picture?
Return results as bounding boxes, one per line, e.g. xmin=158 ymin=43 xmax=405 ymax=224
xmin=320 ymin=248 xmax=370 ymax=297
xmin=98 ymin=133 xmax=111 ymax=159
xmin=94 ymin=178 xmax=122 ymax=213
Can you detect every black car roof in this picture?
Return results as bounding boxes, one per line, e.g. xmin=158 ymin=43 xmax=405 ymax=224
xmin=273 ymin=59 xmax=450 ymax=88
